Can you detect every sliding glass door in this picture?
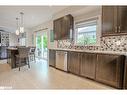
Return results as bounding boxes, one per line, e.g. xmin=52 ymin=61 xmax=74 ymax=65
xmin=36 ymin=32 xmax=48 ymax=60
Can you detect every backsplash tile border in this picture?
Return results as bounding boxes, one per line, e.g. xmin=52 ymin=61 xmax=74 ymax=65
xmin=57 ymin=35 xmax=127 ymax=52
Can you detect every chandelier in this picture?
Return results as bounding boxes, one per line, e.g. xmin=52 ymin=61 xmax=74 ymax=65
xmin=15 ymin=12 xmax=24 ymax=35
xmin=15 ymin=18 xmax=19 ymax=35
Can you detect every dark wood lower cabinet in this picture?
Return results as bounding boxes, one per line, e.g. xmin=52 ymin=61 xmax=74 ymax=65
xmin=49 ymin=50 xmax=56 ymax=67
xmin=96 ymin=54 xmax=125 ymax=88
xmin=80 ymin=53 xmax=97 ymax=79
xmin=68 ymin=52 xmax=80 ymax=75
xmin=7 ymin=49 xmax=18 ymax=68
xmin=124 ymin=57 xmax=127 ymax=89
xmin=50 ymin=49 xmax=126 ymax=89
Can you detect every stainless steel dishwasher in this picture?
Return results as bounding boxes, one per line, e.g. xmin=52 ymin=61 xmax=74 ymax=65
xmin=56 ymin=51 xmax=67 ymax=71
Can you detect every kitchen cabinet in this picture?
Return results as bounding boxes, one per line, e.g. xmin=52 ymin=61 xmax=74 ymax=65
xmin=102 ymin=6 xmax=118 ymax=36
xmin=117 ymin=6 xmax=127 ymax=33
xmin=49 ymin=49 xmax=126 ymax=89
xmin=61 ymin=15 xmax=74 ymax=39
xmin=7 ymin=48 xmax=18 ymax=68
xmin=68 ymin=52 xmax=80 ymax=75
xmin=96 ymin=54 xmax=125 ymax=88
xmin=49 ymin=50 xmax=56 ymax=67
xmin=80 ymin=53 xmax=97 ymax=79
xmin=53 ymin=14 xmax=74 ymax=40
xmin=123 ymin=57 xmax=127 ymax=89
xmin=54 ymin=18 xmax=62 ymax=40
xmin=102 ymin=6 xmax=127 ymax=36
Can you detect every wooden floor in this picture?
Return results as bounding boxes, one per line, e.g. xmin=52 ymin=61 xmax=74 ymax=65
xmin=0 ymin=59 xmax=114 ymax=89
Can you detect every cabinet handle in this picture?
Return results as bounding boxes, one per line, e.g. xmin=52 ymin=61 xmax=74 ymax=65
xmin=118 ymin=26 xmax=121 ymax=33
xmin=115 ymin=26 xmax=117 ymax=33
xmin=97 ymin=55 xmax=98 ymax=62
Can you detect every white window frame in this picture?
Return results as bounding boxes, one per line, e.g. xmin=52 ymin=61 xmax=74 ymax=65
xmin=74 ymin=15 xmax=101 ymax=46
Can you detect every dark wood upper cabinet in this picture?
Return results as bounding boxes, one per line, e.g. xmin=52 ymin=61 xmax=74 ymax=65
xmin=68 ymin=52 xmax=80 ymax=75
xmin=53 ymin=14 xmax=74 ymax=40
xmin=54 ymin=18 xmax=62 ymax=40
xmin=102 ymin=6 xmax=127 ymax=36
xmin=102 ymin=6 xmax=118 ymax=36
xmin=117 ymin=6 xmax=127 ymax=33
xmin=96 ymin=54 xmax=125 ymax=88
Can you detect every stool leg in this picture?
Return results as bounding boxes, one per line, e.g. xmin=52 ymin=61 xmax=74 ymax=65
xmin=19 ymin=59 xmax=21 ymax=71
xmin=27 ymin=58 xmax=30 ymax=68
xmin=34 ymin=54 xmax=36 ymax=62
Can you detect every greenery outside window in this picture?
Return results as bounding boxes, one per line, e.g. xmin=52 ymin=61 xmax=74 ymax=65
xmin=75 ymin=17 xmax=99 ymax=46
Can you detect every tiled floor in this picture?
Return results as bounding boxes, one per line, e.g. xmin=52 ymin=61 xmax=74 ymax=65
xmin=0 ymin=59 xmax=114 ymax=89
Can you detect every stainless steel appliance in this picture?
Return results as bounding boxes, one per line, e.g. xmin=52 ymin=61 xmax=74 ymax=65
xmin=56 ymin=51 xmax=67 ymax=71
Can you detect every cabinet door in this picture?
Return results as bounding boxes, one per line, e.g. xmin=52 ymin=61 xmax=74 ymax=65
xmin=102 ymin=6 xmax=118 ymax=36
xmin=117 ymin=6 xmax=127 ymax=33
xmin=124 ymin=57 xmax=127 ymax=89
xmin=68 ymin=52 xmax=80 ymax=75
xmin=0 ymin=32 xmax=1 ymax=44
xmin=53 ymin=18 xmax=62 ymax=40
xmin=80 ymin=53 xmax=97 ymax=79
xmin=96 ymin=54 xmax=124 ymax=88
xmin=53 ymin=15 xmax=74 ymax=40
xmin=61 ymin=15 xmax=74 ymax=39
xmin=49 ymin=50 xmax=56 ymax=67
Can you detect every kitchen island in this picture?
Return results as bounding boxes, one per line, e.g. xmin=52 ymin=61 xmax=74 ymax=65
xmin=7 ymin=48 xmax=18 ymax=68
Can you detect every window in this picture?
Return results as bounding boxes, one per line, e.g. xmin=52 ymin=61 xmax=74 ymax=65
xmin=75 ymin=17 xmax=100 ymax=46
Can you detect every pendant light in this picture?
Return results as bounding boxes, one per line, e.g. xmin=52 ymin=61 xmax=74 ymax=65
xmin=15 ymin=18 xmax=19 ymax=35
xmin=20 ymin=12 xmax=24 ymax=33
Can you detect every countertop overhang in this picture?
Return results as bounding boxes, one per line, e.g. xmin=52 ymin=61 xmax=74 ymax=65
xmin=49 ymin=48 xmax=127 ymax=55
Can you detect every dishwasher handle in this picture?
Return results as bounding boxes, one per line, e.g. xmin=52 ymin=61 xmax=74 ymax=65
xmin=56 ymin=51 xmax=67 ymax=55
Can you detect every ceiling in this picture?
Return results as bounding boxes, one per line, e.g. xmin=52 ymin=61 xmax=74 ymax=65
xmin=0 ymin=6 xmax=67 ymax=32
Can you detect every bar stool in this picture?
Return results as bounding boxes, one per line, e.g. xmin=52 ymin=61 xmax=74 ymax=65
xmin=29 ymin=47 xmax=36 ymax=62
xmin=16 ymin=47 xmax=31 ymax=71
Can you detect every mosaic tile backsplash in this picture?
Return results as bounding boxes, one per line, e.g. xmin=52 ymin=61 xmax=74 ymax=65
xmin=57 ymin=35 xmax=127 ymax=52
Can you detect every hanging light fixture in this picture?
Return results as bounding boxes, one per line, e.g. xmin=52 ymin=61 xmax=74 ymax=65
xmin=15 ymin=18 xmax=19 ymax=35
xmin=20 ymin=12 xmax=24 ymax=33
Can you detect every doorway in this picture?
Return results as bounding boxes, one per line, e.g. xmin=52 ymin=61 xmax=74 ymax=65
xmin=36 ymin=32 xmax=48 ymax=60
